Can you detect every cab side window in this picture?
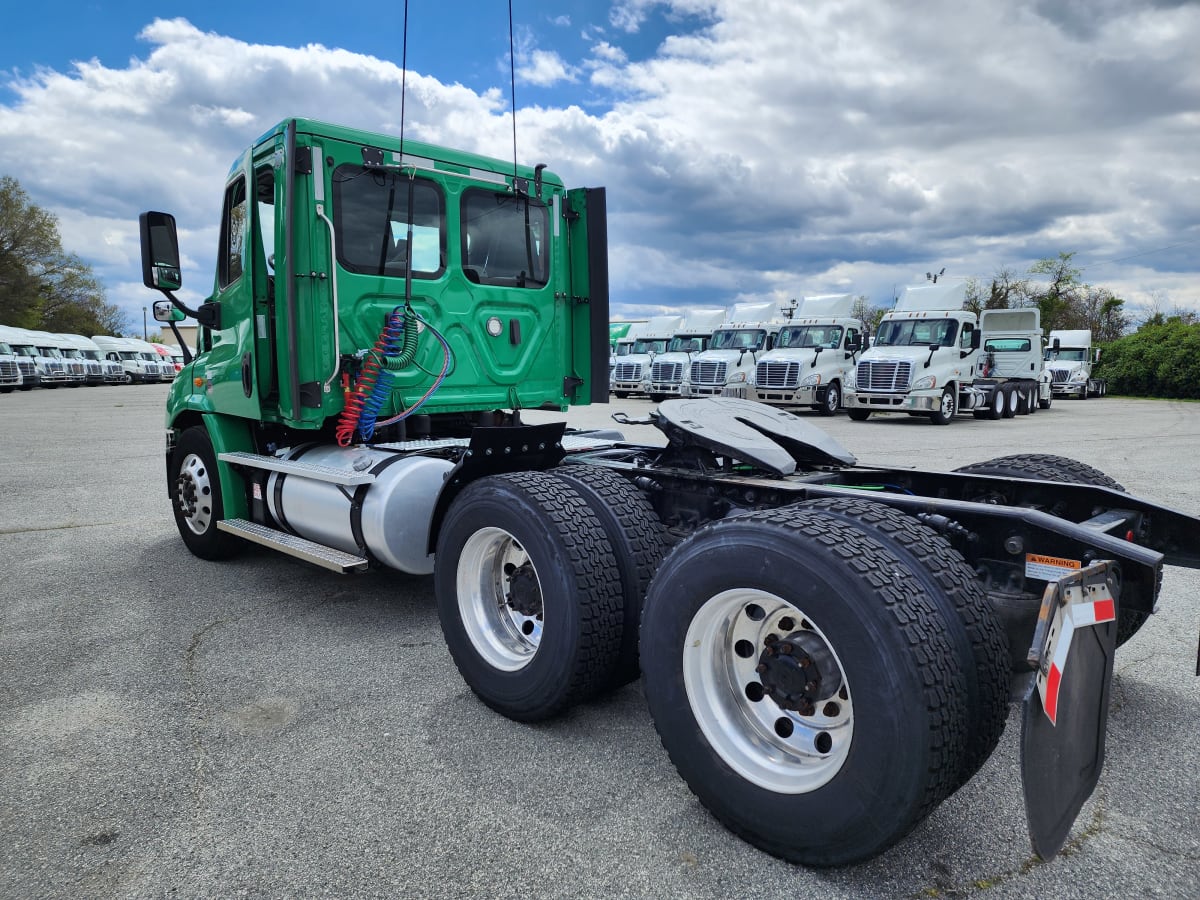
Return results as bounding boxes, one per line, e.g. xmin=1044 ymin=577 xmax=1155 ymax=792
xmin=218 ymin=177 xmax=248 ymax=289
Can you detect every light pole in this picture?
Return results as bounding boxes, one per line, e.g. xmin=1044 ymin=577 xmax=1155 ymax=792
xmin=143 ymin=307 xmax=148 ymax=341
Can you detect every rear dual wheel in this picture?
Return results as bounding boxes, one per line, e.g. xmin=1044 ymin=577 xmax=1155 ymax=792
xmin=434 ymin=472 xmax=626 ymax=721
xmin=639 ymin=507 xmax=972 ymax=866
xmin=953 ymin=454 xmax=1146 ymax=645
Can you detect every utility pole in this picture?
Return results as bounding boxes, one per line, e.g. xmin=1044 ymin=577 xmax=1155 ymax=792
xmin=143 ymin=307 xmax=148 ymax=341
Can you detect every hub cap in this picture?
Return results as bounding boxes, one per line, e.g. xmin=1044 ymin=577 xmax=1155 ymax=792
xmin=683 ymin=589 xmax=853 ymax=793
xmin=175 ymin=452 xmax=213 ymax=535
xmin=457 ymin=527 xmax=544 ymax=672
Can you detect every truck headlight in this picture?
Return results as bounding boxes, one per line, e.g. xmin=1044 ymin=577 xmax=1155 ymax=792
xmin=800 ymin=373 xmax=821 ymax=387
xmin=845 ymin=371 xmax=857 ymax=390
xmin=728 ymin=371 xmax=747 ymax=384
xmin=1068 ymin=369 xmax=1085 ymax=384
xmin=913 ymin=375 xmax=937 ymax=390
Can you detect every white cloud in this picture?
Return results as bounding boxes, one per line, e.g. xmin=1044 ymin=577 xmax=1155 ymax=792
xmin=1 ymin=2 xmax=1198 ymax=332
xmin=517 ymin=49 xmax=578 ymax=87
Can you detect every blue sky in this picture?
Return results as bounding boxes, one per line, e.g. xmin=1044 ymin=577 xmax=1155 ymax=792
xmin=1 ymin=1 xmax=1198 ymax=332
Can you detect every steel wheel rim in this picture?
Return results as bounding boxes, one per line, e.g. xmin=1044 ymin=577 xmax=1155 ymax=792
xmin=457 ymin=526 xmax=543 ymax=672
xmin=825 ymin=384 xmax=839 ymax=414
xmin=176 ymin=452 xmax=214 ymax=535
xmin=942 ymin=389 xmax=955 ymax=418
xmin=683 ymin=589 xmax=853 ymax=793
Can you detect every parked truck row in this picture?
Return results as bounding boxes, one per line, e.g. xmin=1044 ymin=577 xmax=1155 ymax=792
xmin=140 ymin=117 xmax=1197 ymax=869
xmin=0 ymin=325 xmax=185 ymax=391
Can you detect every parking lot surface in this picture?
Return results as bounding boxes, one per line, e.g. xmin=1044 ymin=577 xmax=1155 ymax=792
xmin=2 ymin=386 xmax=1198 ymax=898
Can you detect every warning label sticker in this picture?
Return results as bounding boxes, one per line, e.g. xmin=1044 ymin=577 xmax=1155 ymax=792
xmin=1025 ymin=553 xmax=1082 ymax=582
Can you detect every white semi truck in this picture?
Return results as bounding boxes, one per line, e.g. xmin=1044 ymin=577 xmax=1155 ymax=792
xmin=610 ymin=314 xmax=683 ymax=399
xmin=750 ymin=294 xmax=867 ymax=416
xmin=1044 ymin=329 xmax=1106 ymax=399
xmin=0 ymin=327 xmax=27 ymax=392
xmin=647 ymin=308 xmax=728 ymax=403
xmin=684 ymin=302 xmax=783 ymax=398
xmin=92 ymin=335 xmax=165 ymax=384
xmin=2 ymin=326 xmax=70 ymax=388
xmin=844 ymin=283 xmax=1050 ymax=424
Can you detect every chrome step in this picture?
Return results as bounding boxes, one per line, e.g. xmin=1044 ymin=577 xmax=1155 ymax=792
xmin=218 ymin=451 xmax=376 ymax=485
xmin=217 ymin=519 xmax=369 ymax=573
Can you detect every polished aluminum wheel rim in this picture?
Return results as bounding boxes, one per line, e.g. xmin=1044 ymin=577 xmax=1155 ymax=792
xmin=457 ymin=527 xmax=543 ymax=672
xmin=176 ymin=452 xmax=213 ymax=535
xmin=683 ymin=589 xmax=852 ymax=793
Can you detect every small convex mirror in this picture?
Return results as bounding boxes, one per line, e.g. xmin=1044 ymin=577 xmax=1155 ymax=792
xmin=139 ymin=211 xmax=182 ymax=291
xmin=152 ymin=299 xmax=186 ymax=323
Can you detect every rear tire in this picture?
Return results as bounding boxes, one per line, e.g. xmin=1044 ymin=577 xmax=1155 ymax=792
xmin=952 ymin=454 xmax=1148 ymax=645
xmin=1001 ymin=384 xmax=1018 ymax=418
xmin=434 ymin=472 xmax=624 ymax=721
xmin=550 ymin=464 xmax=667 ymax=687
xmin=639 ymin=508 xmax=967 ymax=866
xmin=797 ymin=498 xmax=1009 ymax=787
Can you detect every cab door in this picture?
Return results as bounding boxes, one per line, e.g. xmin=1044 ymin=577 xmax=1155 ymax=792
xmin=204 ymin=159 xmax=262 ymax=420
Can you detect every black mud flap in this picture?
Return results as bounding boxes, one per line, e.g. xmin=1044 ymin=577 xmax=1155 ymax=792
xmin=1020 ymin=561 xmax=1119 ymax=860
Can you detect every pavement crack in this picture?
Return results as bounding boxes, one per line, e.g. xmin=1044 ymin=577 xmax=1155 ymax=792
xmin=183 ymin=617 xmax=240 ymax=815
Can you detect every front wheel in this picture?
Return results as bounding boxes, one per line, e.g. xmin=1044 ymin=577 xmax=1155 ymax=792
xmin=640 ymin=508 xmax=967 ymax=866
xmin=1039 ymin=394 xmax=1052 ymax=410
xmin=435 ymin=472 xmax=624 ymax=721
xmin=847 ymin=408 xmax=870 ymax=422
xmin=817 ymin=381 xmax=840 ymax=417
xmin=613 ymin=391 xmax=629 ymax=400
xmin=929 ymin=387 xmax=956 ymax=425
xmin=170 ymin=427 xmax=239 ymax=560
xmin=649 ymin=393 xmax=668 ymax=404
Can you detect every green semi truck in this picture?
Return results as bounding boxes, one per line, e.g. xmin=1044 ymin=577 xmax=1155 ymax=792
xmin=142 ymin=117 xmax=1200 ymax=867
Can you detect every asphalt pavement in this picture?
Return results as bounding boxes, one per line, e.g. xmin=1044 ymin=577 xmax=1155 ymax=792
xmin=2 ymin=385 xmax=1198 ymax=898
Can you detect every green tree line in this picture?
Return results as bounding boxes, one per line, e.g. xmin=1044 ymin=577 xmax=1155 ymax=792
xmin=0 ymin=175 xmax=126 ymax=335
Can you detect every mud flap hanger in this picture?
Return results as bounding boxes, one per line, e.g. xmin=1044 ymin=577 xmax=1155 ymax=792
xmin=1020 ymin=561 xmax=1118 ymax=860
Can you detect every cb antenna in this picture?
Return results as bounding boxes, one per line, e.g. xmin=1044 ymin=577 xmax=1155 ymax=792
xmin=508 ymin=0 xmax=519 ymax=189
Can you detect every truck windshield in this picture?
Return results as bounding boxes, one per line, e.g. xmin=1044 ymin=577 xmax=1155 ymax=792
xmin=1045 ymin=348 xmax=1088 ymax=362
xmin=666 ymin=336 xmax=707 ymax=352
xmin=777 ymin=325 xmax=843 ymax=350
xmin=0 ymin=342 xmax=11 ymax=354
xmin=874 ymin=318 xmax=958 ymax=347
xmin=632 ymin=339 xmax=668 ymax=354
xmin=616 ymin=343 xmax=633 ymax=357
xmin=709 ymin=329 xmax=767 ymax=351
xmin=14 ymin=346 xmax=37 ymax=357
xmin=119 ymin=351 xmax=138 ymax=361
xmin=37 ymin=347 xmax=63 ymax=358
xmin=63 ymin=349 xmax=83 ymax=358
xmin=83 ymin=351 xmax=101 ymax=360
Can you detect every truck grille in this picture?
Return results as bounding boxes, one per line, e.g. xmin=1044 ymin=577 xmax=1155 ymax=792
xmin=67 ymin=361 xmax=85 ymax=376
xmin=17 ymin=360 xmax=34 ymax=376
xmin=1050 ymin=369 xmax=1069 ymax=383
xmin=144 ymin=362 xmax=161 ymax=376
xmin=45 ymin=361 xmax=66 ymax=375
xmin=650 ymin=361 xmax=684 ymax=384
xmin=86 ymin=362 xmax=103 ymax=376
xmin=0 ymin=360 xmax=17 ymax=379
xmin=856 ymin=360 xmax=912 ymax=392
xmin=756 ymin=361 xmax=800 ymax=389
xmin=690 ymin=361 xmax=727 ymax=385
xmin=613 ymin=362 xmax=643 ymax=382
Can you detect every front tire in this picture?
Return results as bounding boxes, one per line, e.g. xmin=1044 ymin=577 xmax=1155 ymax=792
xmin=170 ymin=426 xmax=239 ymax=560
xmin=640 ymin=508 xmax=967 ymax=866
xmin=435 ymin=472 xmax=624 ymax=721
xmin=929 ymin=387 xmax=956 ymax=425
xmin=818 ymin=381 xmax=841 ymax=417
xmin=847 ymin=408 xmax=870 ymax=422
